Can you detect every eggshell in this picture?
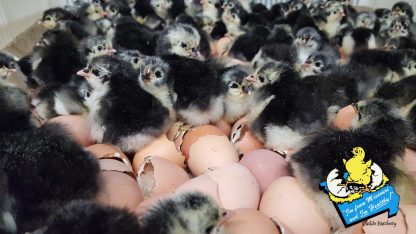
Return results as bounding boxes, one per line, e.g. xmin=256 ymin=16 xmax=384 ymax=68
xmin=259 ymin=177 xmax=330 ymax=234
xmin=214 ymin=118 xmax=232 ymax=137
xmin=401 ymin=205 xmax=416 ymax=234
xmin=135 ymin=192 xmax=175 ymax=216
xmin=240 ymin=149 xmax=290 ymax=194
xmin=223 ymin=208 xmax=280 ymax=234
xmin=181 ymin=125 xmax=225 ymax=157
xmin=95 ymin=171 xmax=144 ymax=212
xmin=231 ymin=117 xmax=264 ymax=157
xmin=175 ymin=175 xmax=222 ymax=206
xmin=136 ymin=156 xmax=190 ymax=198
xmin=48 ymin=115 xmax=95 ymax=146
xmin=133 ymin=134 xmax=186 ymax=170
xmin=99 ymin=158 xmax=134 ymax=174
xmin=361 ymin=209 xmax=406 ymax=234
xmin=87 ymin=144 xmax=132 ymax=168
xmin=332 ymin=105 xmax=357 ymax=130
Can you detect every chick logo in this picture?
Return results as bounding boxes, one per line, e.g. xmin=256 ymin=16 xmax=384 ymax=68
xmin=320 ymin=147 xmax=400 ymax=227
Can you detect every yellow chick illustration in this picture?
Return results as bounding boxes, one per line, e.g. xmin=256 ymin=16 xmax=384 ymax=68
xmin=343 ymin=147 xmax=372 ymax=192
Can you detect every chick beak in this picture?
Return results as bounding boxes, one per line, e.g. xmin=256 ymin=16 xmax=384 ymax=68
xmin=141 ymin=73 xmax=151 ymax=83
xmin=36 ymin=41 xmax=44 ymax=47
xmin=218 ymin=209 xmax=235 ymax=226
xmin=338 ymin=12 xmax=345 ymax=18
xmin=190 ymin=49 xmax=204 ymax=60
xmin=77 ymin=68 xmax=91 ymax=78
xmin=105 ymin=48 xmax=117 ymax=55
xmin=301 ymin=63 xmax=311 ymax=70
xmin=244 ymin=75 xmax=257 ymax=84
xmin=101 ymin=11 xmax=109 ymax=17
xmin=5 ymin=68 xmax=17 ymax=75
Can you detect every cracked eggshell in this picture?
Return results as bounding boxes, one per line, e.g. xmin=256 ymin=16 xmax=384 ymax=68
xmin=87 ymin=144 xmax=132 ymax=168
xmin=259 ymin=177 xmax=330 ymax=234
xmin=48 ymin=115 xmax=95 ymax=147
xmin=135 ymin=192 xmax=175 ymax=216
xmin=214 ymin=118 xmax=232 ymax=137
xmin=332 ymin=105 xmax=356 ymax=130
xmin=181 ymin=125 xmax=239 ymax=176
xmin=230 ymin=117 xmax=264 ymax=158
xmin=137 ymin=156 xmax=190 ymax=198
xmin=223 ymin=208 xmax=280 ymax=234
xmin=95 ymin=171 xmax=144 ymax=212
xmin=133 ymin=134 xmax=186 ymax=170
xmin=175 ymin=175 xmax=222 ymax=206
xmin=240 ymin=149 xmax=289 ymax=194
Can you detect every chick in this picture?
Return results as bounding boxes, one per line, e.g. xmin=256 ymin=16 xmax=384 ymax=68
xmin=41 ymin=7 xmax=79 ymax=30
xmin=314 ymin=1 xmax=346 ymax=39
xmin=0 ymin=52 xmax=29 ymax=92
xmin=78 ymin=56 xmax=172 ymax=153
xmin=76 ymin=2 xmax=106 ymax=35
xmin=0 ymin=85 xmax=33 ymax=133
xmin=117 ymin=49 xmax=145 ymax=71
xmin=290 ymin=99 xmax=416 ymax=233
xmin=221 ymin=3 xmax=247 ymax=37
xmin=391 ymin=1 xmax=414 ymax=22
xmin=81 ymin=35 xmax=117 ymax=63
xmin=298 ymin=51 xmax=336 ymax=78
xmin=138 ymin=55 xmax=224 ymax=126
xmin=374 ymin=8 xmax=395 ymax=32
xmin=149 ymin=0 xmax=185 ymax=23
xmin=0 ymin=123 xmax=100 ymax=232
xmin=155 ymin=23 xmax=204 ymax=60
xmin=140 ymin=192 xmax=228 ymax=234
xmin=245 ymin=61 xmax=327 ymax=153
xmin=220 ymin=65 xmax=250 ymax=124
xmin=38 ymin=200 xmax=142 ymax=234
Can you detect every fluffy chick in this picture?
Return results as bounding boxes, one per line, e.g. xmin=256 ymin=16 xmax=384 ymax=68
xmin=78 ymin=56 xmax=172 ymax=153
xmin=0 ymin=123 xmax=100 ymax=232
xmin=0 ymin=52 xmax=29 ymax=92
xmin=81 ymin=35 xmax=117 ymax=63
xmin=298 ymin=51 xmax=336 ymax=78
xmin=140 ymin=192 xmax=227 ymax=234
xmin=38 ymin=200 xmax=142 ymax=234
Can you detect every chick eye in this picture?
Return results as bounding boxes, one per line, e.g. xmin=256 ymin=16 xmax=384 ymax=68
xmin=401 ymin=10 xmax=405 ymax=13
xmin=205 ymin=225 xmax=214 ymax=234
xmin=315 ymin=61 xmax=322 ymax=67
xmin=92 ymin=69 xmax=100 ymax=76
xmin=156 ymin=4 xmax=160 ymax=7
xmin=155 ymin=70 xmax=162 ymax=78
xmin=181 ymin=42 xmax=187 ymax=48
xmin=259 ymin=76 xmax=265 ymax=83
xmin=95 ymin=10 xmax=100 ymax=13
xmin=97 ymin=46 xmax=103 ymax=51
xmin=232 ymin=14 xmax=236 ymax=19
xmin=229 ymin=82 xmax=238 ymax=88
xmin=45 ymin=16 xmax=52 ymax=21
xmin=133 ymin=58 xmax=139 ymax=64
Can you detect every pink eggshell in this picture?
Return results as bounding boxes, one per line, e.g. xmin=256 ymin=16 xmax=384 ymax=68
xmin=205 ymin=163 xmax=261 ymax=210
xmin=95 ymin=171 xmax=144 ymax=212
xmin=259 ymin=177 xmax=330 ymax=234
xmin=224 ymin=208 xmax=280 ymax=234
xmin=48 ymin=115 xmax=95 ymax=147
xmin=133 ymin=134 xmax=186 ymax=170
xmin=137 ymin=156 xmax=190 ymax=198
xmin=332 ymin=105 xmax=357 ymax=130
xmin=135 ymin=192 xmax=175 ymax=216
xmin=175 ymin=175 xmax=222 ymax=206
xmin=361 ymin=209 xmax=406 ymax=234
xmin=187 ymin=135 xmax=239 ymax=176
xmin=240 ymin=149 xmax=289 ymax=194
xmin=214 ymin=118 xmax=232 ymax=137
xmin=401 ymin=205 xmax=416 ymax=234
xmin=231 ymin=118 xmax=264 ymax=157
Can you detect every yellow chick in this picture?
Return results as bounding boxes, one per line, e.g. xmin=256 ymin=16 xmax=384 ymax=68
xmin=343 ymin=147 xmax=372 ymax=191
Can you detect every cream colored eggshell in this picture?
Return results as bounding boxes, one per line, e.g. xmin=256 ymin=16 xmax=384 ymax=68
xmin=87 ymin=144 xmax=132 ymax=168
xmin=95 ymin=171 xmax=144 ymax=212
xmin=259 ymin=176 xmax=330 ymax=234
xmin=137 ymin=156 xmax=190 ymax=198
xmin=214 ymin=118 xmax=232 ymax=137
xmin=240 ymin=149 xmax=289 ymax=194
xmin=332 ymin=105 xmax=357 ymax=130
xmin=133 ymin=134 xmax=186 ymax=170
xmin=205 ymin=163 xmax=260 ymax=210
xmin=223 ymin=208 xmax=280 ymax=234
xmin=48 ymin=115 xmax=95 ymax=146
xmin=135 ymin=192 xmax=175 ymax=216
xmin=361 ymin=209 xmax=406 ymax=234
xmin=231 ymin=118 xmax=264 ymax=157
xmin=181 ymin=125 xmax=225 ymax=158
xmin=187 ymin=135 xmax=239 ymax=176
xmin=99 ymin=158 xmax=134 ymax=173
xmin=175 ymin=175 xmax=222 ymax=206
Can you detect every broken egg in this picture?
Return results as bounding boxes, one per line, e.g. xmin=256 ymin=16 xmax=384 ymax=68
xmin=133 ymin=134 xmax=186 ymax=169
xmin=135 ymin=192 xmax=175 ymax=216
xmin=214 ymin=118 xmax=232 ymax=137
xmin=231 ymin=117 xmax=264 ymax=158
xmin=223 ymin=208 xmax=280 ymax=234
xmin=87 ymin=144 xmax=132 ymax=168
xmin=136 ymin=156 xmax=190 ymax=198
xmin=259 ymin=177 xmax=330 ymax=234
xmin=48 ymin=115 xmax=95 ymax=147
xmin=240 ymin=149 xmax=289 ymax=194
xmin=176 ymin=163 xmax=260 ymax=210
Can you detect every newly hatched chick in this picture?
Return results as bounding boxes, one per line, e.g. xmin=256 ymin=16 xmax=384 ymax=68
xmin=221 ymin=3 xmax=247 ymax=37
xmin=384 ymin=36 xmax=416 ymax=50
xmin=201 ymin=0 xmax=222 ymax=23
xmin=290 ymin=99 xmax=416 ymax=233
xmin=391 ymin=1 xmax=414 ymax=22
xmin=118 ymin=49 xmax=145 ymax=71
xmin=220 ymin=65 xmax=250 ymax=124
xmin=39 ymin=200 xmax=142 ymax=234
xmin=140 ymin=192 xmax=228 ymax=234
xmin=0 ymin=85 xmax=33 ymax=133
xmin=78 ymin=56 xmax=172 ymax=153
xmin=386 ymin=16 xmax=413 ymax=39
xmin=155 ymin=23 xmax=204 ymax=60
xmin=315 ymin=1 xmax=346 ymax=39
xmin=31 ymin=30 xmax=84 ymax=88
xmin=299 ymin=51 xmax=336 ymax=78
xmin=81 ymin=35 xmax=117 ymax=63
xmin=149 ymin=0 xmax=185 ymax=22
xmin=293 ymin=27 xmax=338 ymax=63
xmin=41 ymin=7 xmax=79 ymax=30
xmin=0 ymin=123 xmax=100 ymax=232
xmin=76 ymin=2 xmax=106 ymax=35
xmin=245 ymin=61 xmax=327 ymax=153
xmin=374 ymin=8 xmax=395 ymax=32
xmin=139 ymin=55 xmax=224 ymax=126
xmin=0 ymin=52 xmax=29 ymax=92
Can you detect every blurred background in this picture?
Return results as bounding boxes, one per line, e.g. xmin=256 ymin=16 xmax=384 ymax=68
xmin=0 ymin=0 xmax=415 ymax=48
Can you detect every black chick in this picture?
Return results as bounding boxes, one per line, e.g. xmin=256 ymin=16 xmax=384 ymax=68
xmin=138 ymin=55 xmax=224 ymax=126
xmin=75 ymin=2 xmax=106 ymax=35
xmin=245 ymin=61 xmax=327 ymax=154
xmin=384 ymin=36 xmax=416 ymax=50
xmin=117 ymin=49 xmax=145 ymax=71
xmin=0 ymin=85 xmax=33 ymax=133
xmin=383 ymin=15 xmax=413 ymax=40
xmin=0 ymin=52 xmax=30 ymax=92
xmin=77 ymin=56 xmax=172 ymax=153
xmin=81 ymin=35 xmax=117 ymax=63
xmin=38 ymin=200 xmax=142 ymax=234
xmin=113 ymin=16 xmax=157 ymax=55
xmin=251 ymin=42 xmax=296 ymax=70
xmin=228 ymin=25 xmax=270 ymax=61
xmin=298 ymin=51 xmax=336 ymax=78
xmin=391 ymin=1 xmax=414 ymax=22
xmin=140 ymin=192 xmax=228 ymax=234
xmin=0 ymin=123 xmax=100 ymax=232
xmin=41 ymin=7 xmax=80 ymax=30
xmin=155 ymin=23 xmax=204 ymax=60
xmin=148 ymin=0 xmax=185 ymax=23
xmin=289 ymin=99 xmax=416 ymax=232
xmin=31 ymin=30 xmax=84 ymax=88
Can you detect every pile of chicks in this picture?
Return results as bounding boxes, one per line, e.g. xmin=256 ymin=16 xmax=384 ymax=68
xmin=1 ymin=0 xmax=416 ymax=233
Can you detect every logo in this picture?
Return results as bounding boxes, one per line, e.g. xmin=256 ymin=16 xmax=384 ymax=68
xmin=320 ymin=147 xmax=400 ymax=227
